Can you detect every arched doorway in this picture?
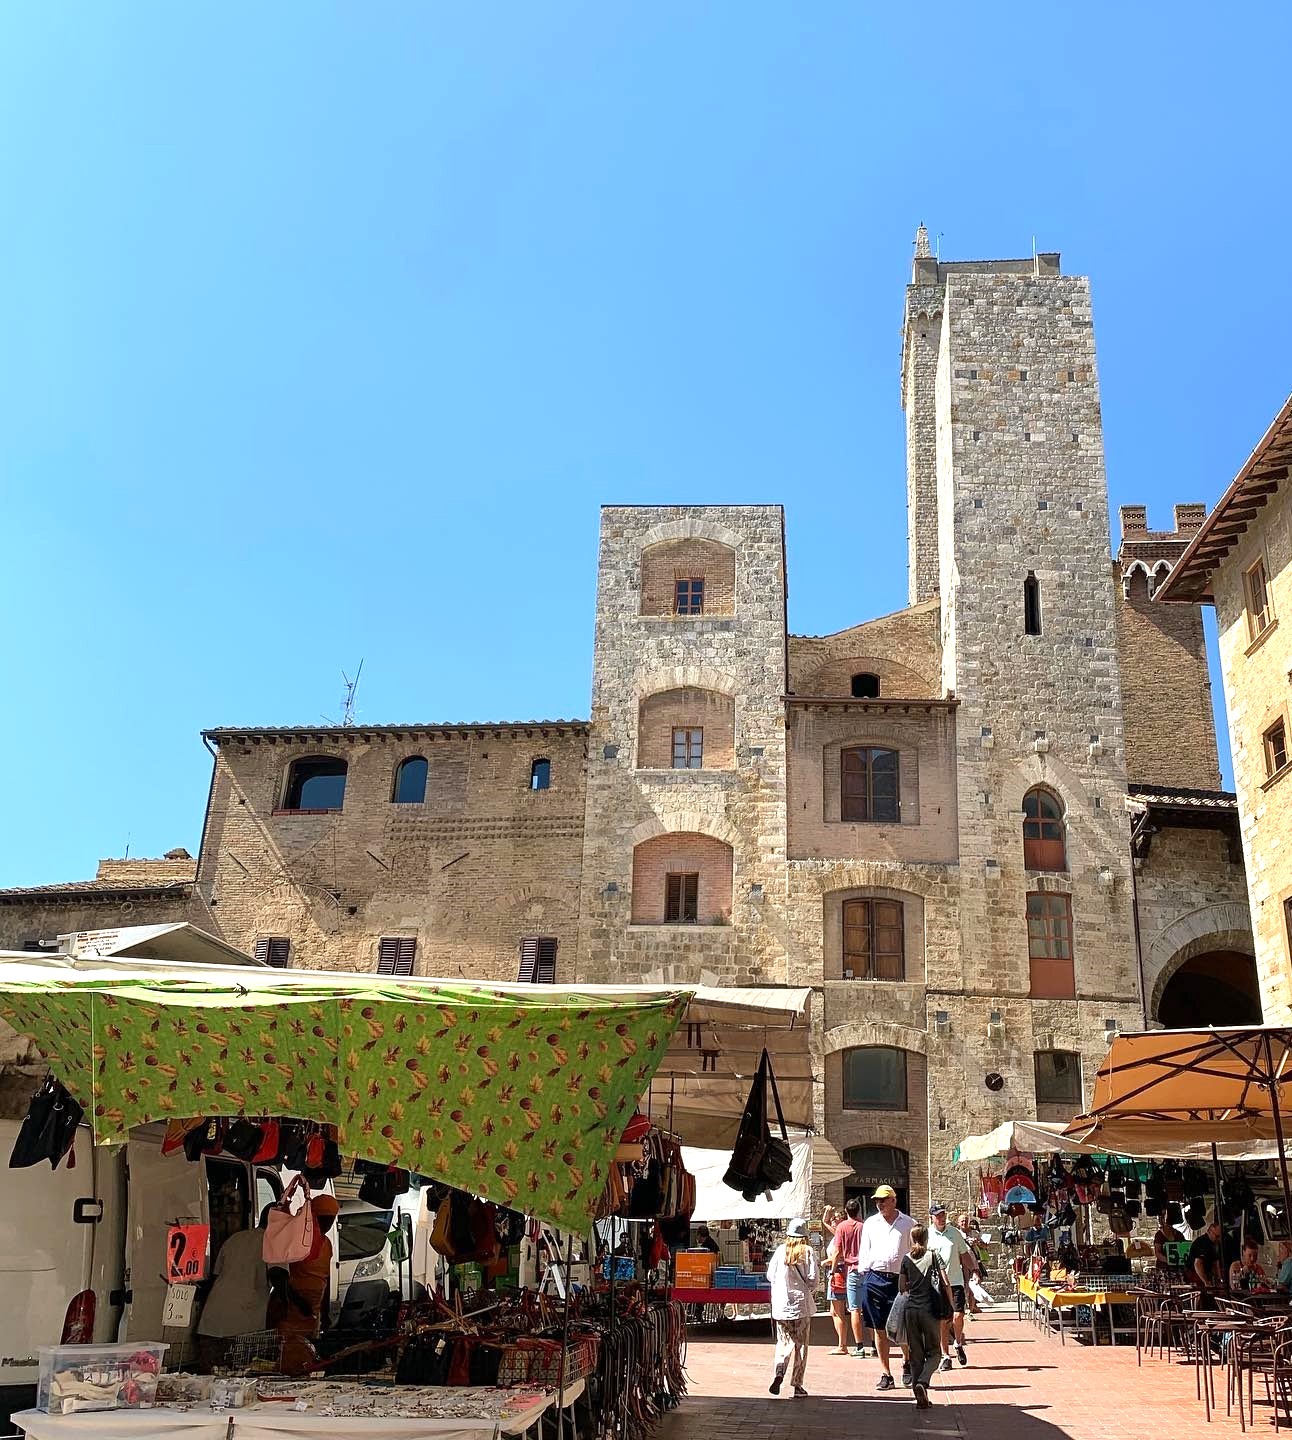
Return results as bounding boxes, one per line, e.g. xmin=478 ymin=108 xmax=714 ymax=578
xmin=1157 ymin=950 xmax=1262 ymax=1029
xmin=843 ymin=1145 xmax=910 ymax=1217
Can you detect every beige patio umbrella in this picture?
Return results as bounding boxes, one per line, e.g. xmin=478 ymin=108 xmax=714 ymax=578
xmin=1063 ymin=1025 xmax=1292 ymax=1221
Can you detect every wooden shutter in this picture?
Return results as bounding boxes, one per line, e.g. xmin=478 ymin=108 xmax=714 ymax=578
xmin=255 ymin=937 xmax=290 ymax=968
xmin=518 ymin=937 xmax=558 ymax=983
xmin=872 ymin=900 xmax=904 ymax=980
xmin=377 ymin=936 xmax=417 ymax=976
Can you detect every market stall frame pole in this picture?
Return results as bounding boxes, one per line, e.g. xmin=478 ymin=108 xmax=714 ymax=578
xmin=557 ymin=1232 xmax=574 ymax=1440
xmin=1264 ymin=1032 xmax=1292 ymax=1228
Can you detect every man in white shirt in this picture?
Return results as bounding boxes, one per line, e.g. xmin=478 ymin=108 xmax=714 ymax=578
xmin=854 ymin=1184 xmax=915 ymax=1390
xmin=928 ymin=1202 xmax=974 ymax=1370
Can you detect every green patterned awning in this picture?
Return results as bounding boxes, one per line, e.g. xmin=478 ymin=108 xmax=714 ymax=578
xmin=0 ymin=967 xmax=689 ymax=1230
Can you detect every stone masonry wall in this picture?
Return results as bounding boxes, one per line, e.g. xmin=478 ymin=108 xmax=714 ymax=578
xmin=904 ymin=285 xmax=944 ymax=606
xmin=0 ymin=889 xmax=209 ymax=952
xmin=1212 ymin=479 xmax=1292 ymax=1018
xmin=576 ymin=507 xmax=788 ymax=988
xmin=198 ymin=726 xmax=587 ymax=982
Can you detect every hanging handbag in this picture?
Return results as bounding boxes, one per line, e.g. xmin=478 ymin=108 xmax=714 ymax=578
xmin=223 ymin=1118 xmax=264 ymax=1162
xmin=263 ymin=1175 xmax=316 ymax=1265
xmin=9 ymin=1076 xmax=83 ymax=1171
xmin=722 ymin=1051 xmax=771 ymax=1194
xmin=760 ymin=1055 xmax=793 ymax=1191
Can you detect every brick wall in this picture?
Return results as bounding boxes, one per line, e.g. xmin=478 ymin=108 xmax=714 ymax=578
xmin=823 ymin=1047 xmax=929 ymax=1208
xmin=197 ymin=726 xmax=587 ymax=982
xmin=788 ymin=603 xmax=942 ymax=698
xmin=636 ymin=688 xmax=735 ymax=770
xmin=787 ymin=703 xmax=958 ymax=863
xmin=96 ymin=856 xmax=197 ymax=885
xmin=1212 ymin=479 xmax=1292 ymax=1018
xmin=629 ymin=833 xmax=733 ymax=925
xmin=640 ymin=539 xmax=736 ymax=617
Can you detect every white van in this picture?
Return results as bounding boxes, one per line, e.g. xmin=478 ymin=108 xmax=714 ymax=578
xmin=333 ymin=1196 xmax=418 ymax=1329
xmin=0 ymin=1119 xmax=282 ymax=1425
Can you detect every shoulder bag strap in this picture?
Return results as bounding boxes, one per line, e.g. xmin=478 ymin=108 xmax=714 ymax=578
xmin=763 ymin=1050 xmax=789 ymax=1142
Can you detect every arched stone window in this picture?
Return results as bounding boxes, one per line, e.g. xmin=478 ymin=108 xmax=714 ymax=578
xmin=850 ymin=672 xmax=881 ymax=699
xmin=1022 ymin=787 xmax=1066 ymax=871
xmin=630 ymin=833 xmax=733 ymax=925
xmin=639 ymin=538 xmax=736 ymax=617
xmin=392 ymin=756 xmax=428 ymax=804
xmin=280 ymin=756 xmax=347 ymax=813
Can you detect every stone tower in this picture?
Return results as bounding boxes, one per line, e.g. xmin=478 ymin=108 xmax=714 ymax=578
xmin=905 ymin=243 xmax=1145 ymax=1160
xmin=575 ymin=507 xmax=790 ymax=987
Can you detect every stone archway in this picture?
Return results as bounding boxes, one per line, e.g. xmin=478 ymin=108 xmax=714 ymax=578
xmin=1157 ymin=950 xmax=1262 ymax=1028
xmin=1146 ymin=903 xmax=1256 ymax=1022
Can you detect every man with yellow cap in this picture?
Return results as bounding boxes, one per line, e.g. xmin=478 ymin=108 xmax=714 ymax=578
xmin=854 ymin=1184 xmax=915 ymax=1390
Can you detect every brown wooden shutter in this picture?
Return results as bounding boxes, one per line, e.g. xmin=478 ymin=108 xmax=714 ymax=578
xmin=255 ymin=937 xmax=290 ymax=968
xmin=518 ymin=937 xmax=558 ymax=983
xmin=377 ymin=936 xmax=417 ymax=976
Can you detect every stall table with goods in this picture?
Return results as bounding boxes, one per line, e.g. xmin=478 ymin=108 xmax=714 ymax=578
xmin=0 ymin=956 xmax=818 ymax=1440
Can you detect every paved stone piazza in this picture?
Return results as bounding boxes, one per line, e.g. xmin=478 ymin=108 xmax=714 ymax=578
xmin=666 ymin=1310 xmax=1224 ymax=1440
xmin=0 ymin=234 xmax=1267 ymax=1212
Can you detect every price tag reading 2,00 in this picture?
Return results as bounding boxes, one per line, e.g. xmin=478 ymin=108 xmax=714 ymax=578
xmin=166 ymin=1224 xmax=210 ymax=1285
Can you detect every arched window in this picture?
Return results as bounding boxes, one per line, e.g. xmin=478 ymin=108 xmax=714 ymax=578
xmin=840 ymin=746 xmax=899 ymax=823
xmin=392 ymin=756 xmax=428 ymax=805
xmin=841 ymin=1047 xmax=908 ymax=1110
xmin=1022 ymin=787 xmax=1066 ymax=871
xmin=1024 ymin=572 xmax=1042 ymax=636
xmin=530 ymin=758 xmax=551 ymax=791
xmin=281 ymin=756 xmax=347 ymax=813
xmin=850 ymin=672 xmax=881 ymax=699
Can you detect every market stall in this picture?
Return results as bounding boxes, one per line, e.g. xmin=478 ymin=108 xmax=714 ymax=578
xmin=0 ymin=955 xmax=811 ymax=1438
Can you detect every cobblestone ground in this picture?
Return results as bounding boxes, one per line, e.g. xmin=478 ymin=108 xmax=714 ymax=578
xmin=658 ymin=1306 xmax=1232 ymax=1440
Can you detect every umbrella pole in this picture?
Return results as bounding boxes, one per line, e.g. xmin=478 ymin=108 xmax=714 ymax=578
xmin=557 ymin=1232 xmax=574 ymax=1440
xmin=1265 ymin=1035 xmax=1292 ymax=1227
xmin=1211 ymin=1143 xmax=1225 ymax=1235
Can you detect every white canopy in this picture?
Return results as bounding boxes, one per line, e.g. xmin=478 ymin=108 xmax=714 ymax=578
xmin=955 ymin=1117 xmax=1280 ymax=1165
xmin=685 ymin=1134 xmax=852 ymax=1222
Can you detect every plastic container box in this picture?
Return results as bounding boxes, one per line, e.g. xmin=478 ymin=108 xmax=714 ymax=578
xmin=38 ymin=1342 xmax=168 ymax=1415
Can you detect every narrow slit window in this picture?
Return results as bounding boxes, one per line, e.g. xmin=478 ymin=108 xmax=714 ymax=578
xmin=664 ymin=872 xmax=699 ymax=923
xmin=671 ymin=727 xmax=703 ymax=769
xmin=1024 ymin=572 xmax=1042 ymax=636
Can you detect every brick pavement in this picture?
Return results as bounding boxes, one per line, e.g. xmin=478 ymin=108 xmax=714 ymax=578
xmin=658 ymin=1307 xmax=1236 ymax=1440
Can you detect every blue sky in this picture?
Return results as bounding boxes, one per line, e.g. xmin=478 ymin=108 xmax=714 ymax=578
xmin=3 ymin=4 xmax=1289 ymax=884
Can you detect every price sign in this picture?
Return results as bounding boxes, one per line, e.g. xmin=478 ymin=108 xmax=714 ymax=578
xmin=162 ymin=1283 xmax=196 ymax=1328
xmin=166 ymin=1223 xmax=210 ymax=1284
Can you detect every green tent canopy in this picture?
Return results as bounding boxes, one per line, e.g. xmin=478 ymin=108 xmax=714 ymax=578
xmin=0 ymin=964 xmax=689 ymax=1230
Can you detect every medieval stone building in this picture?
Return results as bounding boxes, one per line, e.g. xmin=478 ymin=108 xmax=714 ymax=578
xmin=0 ymin=235 xmax=1258 ymax=1208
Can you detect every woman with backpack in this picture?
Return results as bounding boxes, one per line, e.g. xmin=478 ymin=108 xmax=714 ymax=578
xmin=897 ymin=1225 xmax=954 ymax=1409
xmin=767 ymin=1219 xmax=819 ymax=1397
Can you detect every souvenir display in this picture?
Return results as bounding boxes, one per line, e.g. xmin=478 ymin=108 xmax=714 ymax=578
xmin=36 ymin=1343 xmax=167 ymax=1415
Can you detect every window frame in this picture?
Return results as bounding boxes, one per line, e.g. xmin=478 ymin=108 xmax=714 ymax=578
xmin=1034 ymin=1050 xmax=1083 ymax=1114
xmin=841 ymin=898 xmax=905 ymax=980
xmin=1265 ymin=719 xmax=1289 ymax=778
xmin=1027 ymin=892 xmax=1075 ymax=999
xmin=391 ymin=755 xmax=428 ymax=805
xmin=518 ymin=936 xmax=558 ymax=984
xmin=377 ymin=936 xmax=417 ymax=976
xmin=674 ymin=577 xmax=705 ymax=616
xmin=664 ymin=872 xmax=699 ymax=924
xmin=1024 ymin=571 xmax=1042 ymax=636
xmin=1022 ymin=787 xmax=1067 ymax=872
xmin=671 ymin=727 xmax=704 ymax=769
xmin=840 ymin=746 xmax=900 ymax=823
xmin=850 ymin=672 xmax=881 ymax=700
xmin=841 ymin=1046 xmax=909 ymax=1112
xmin=1247 ymin=558 xmax=1273 ymax=641
xmin=530 ymin=758 xmax=551 ymax=791
xmin=279 ymin=755 xmax=348 ymax=814
xmin=254 ymin=937 xmax=291 ymax=969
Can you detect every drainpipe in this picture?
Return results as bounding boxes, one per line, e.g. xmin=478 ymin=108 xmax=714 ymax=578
xmin=1129 ymin=811 xmax=1149 ymax=1026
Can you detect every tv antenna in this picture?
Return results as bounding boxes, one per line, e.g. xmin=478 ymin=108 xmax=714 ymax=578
xmin=322 ymin=661 xmax=364 ymax=727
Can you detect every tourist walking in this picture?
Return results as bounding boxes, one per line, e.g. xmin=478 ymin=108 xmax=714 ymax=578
xmin=855 ymin=1184 xmax=915 ymax=1390
xmin=928 ymin=1203 xmax=973 ymax=1369
xmin=767 ymin=1218 xmax=818 ymax=1398
xmin=899 ymin=1225 xmax=954 ymax=1409
xmin=830 ymin=1197 xmax=871 ymax=1355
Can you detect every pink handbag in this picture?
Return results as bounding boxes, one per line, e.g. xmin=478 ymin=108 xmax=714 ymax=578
xmin=263 ymin=1176 xmax=316 ymax=1265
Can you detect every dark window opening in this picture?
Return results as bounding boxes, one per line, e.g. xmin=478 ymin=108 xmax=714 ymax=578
xmin=842 ymin=898 xmax=904 ymax=980
xmin=392 ymin=756 xmax=428 ymax=804
xmin=843 ymin=1145 xmax=909 ymax=1214
xmin=841 ymin=746 xmax=899 ymax=823
xmin=842 ymin=1047 xmax=908 ymax=1110
xmin=1034 ymin=1050 xmax=1082 ymax=1118
xmin=377 ymin=936 xmax=417 ymax=976
xmin=1024 ymin=572 xmax=1042 ymax=636
xmin=530 ymin=758 xmax=551 ymax=791
xmin=1027 ymin=892 xmax=1074 ymax=998
xmin=282 ymin=756 xmax=347 ymax=812
xmin=518 ymin=936 xmax=558 ymax=983
xmin=674 ymin=578 xmax=705 ymax=616
xmin=664 ymin=873 xmax=699 ymax=924
xmin=254 ymin=937 xmax=291 ymax=968
xmin=1265 ymin=721 xmax=1288 ymax=778
xmin=1023 ymin=787 xmax=1066 ymax=871
xmin=671 ymin=727 xmax=703 ymax=769
xmin=850 ymin=672 xmax=881 ymax=699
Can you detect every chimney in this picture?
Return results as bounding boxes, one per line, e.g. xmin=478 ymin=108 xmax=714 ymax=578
xmin=1174 ymin=503 xmax=1206 ymax=533
xmin=1119 ymin=505 xmax=1148 ymax=542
